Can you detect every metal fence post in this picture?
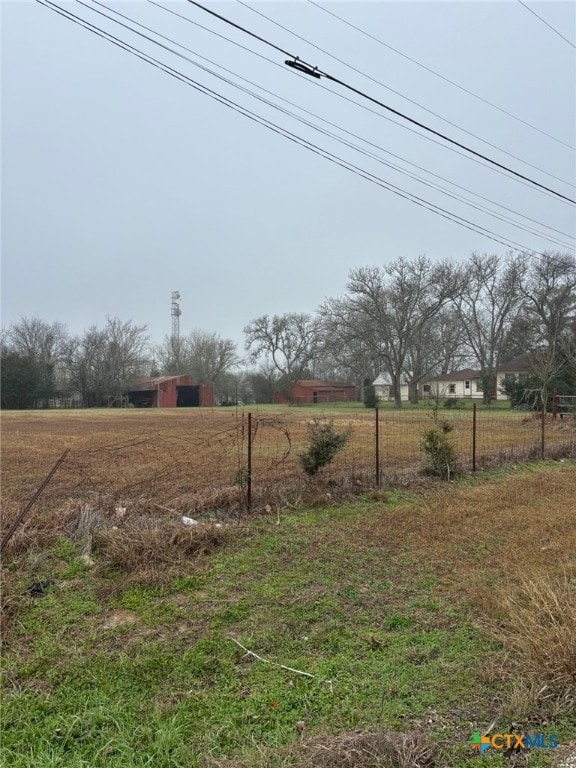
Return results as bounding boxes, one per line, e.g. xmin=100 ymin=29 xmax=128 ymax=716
xmin=375 ymin=406 xmax=380 ymax=487
xmin=541 ymin=406 xmax=545 ymax=460
xmin=247 ymin=412 xmax=252 ymax=510
xmin=1 ymin=448 xmax=70 ymax=554
xmin=472 ymin=403 xmax=477 ymax=473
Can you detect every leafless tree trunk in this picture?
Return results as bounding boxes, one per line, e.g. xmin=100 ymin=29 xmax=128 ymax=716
xmin=244 ymin=313 xmax=321 ymax=400
xmin=454 ymin=252 xmax=526 ymax=405
xmin=322 ymin=257 xmax=461 ymax=408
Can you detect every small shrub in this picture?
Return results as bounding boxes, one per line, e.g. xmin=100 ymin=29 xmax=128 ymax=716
xmin=299 ymin=419 xmax=352 ymax=476
xmin=443 ymin=397 xmax=464 ymax=409
xmin=234 ymin=467 xmax=250 ymax=487
xmin=421 ymin=407 xmax=458 ymax=479
xmin=363 ymin=383 xmax=378 ymax=409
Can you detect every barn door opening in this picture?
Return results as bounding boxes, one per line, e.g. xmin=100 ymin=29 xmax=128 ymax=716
xmin=176 ymin=385 xmax=200 ymax=407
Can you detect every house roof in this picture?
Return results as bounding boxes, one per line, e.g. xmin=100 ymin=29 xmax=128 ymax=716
xmin=131 ymin=375 xmax=188 ymax=386
xmin=426 ymin=368 xmax=481 ymax=382
xmin=373 ymin=374 xmax=392 ymax=386
xmin=295 ymin=379 xmax=355 ymax=390
xmin=497 ymin=352 xmax=534 ymax=373
xmin=127 ymin=375 xmax=194 ymax=391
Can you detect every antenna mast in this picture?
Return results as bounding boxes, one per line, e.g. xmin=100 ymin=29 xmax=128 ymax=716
xmin=171 ymin=291 xmax=181 ymax=367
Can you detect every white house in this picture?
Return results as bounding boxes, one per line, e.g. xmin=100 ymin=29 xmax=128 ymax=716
xmin=373 ymin=373 xmax=410 ymax=401
xmin=422 ymin=368 xmax=484 ymax=400
xmin=374 ymin=355 xmax=535 ymax=403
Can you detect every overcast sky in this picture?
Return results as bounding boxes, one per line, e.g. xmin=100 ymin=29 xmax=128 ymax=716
xmin=2 ymin=0 xmax=575 ymax=349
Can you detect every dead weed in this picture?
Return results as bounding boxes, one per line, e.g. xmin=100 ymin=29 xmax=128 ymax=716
xmin=202 ymin=728 xmax=437 ymax=768
xmin=92 ymin=521 xmax=228 ymax=571
xmin=488 ymin=570 xmax=576 ymax=715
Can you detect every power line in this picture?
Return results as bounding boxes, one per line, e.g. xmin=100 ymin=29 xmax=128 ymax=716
xmin=235 ymin=0 xmax=574 ymax=180
xmin=37 ymin=0 xmax=559 ymax=256
xmin=517 ymin=0 xmax=576 ymax=50
xmin=186 ymin=0 xmax=576 ymax=205
xmin=306 ymin=0 xmax=575 ymax=151
xmin=149 ymin=0 xmax=574 ymax=206
xmin=85 ymin=0 xmax=575 ymax=249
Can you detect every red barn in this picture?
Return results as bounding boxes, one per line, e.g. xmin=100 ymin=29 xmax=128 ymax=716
xmin=274 ymin=379 xmax=357 ymax=405
xmin=126 ymin=375 xmax=214 ymax=408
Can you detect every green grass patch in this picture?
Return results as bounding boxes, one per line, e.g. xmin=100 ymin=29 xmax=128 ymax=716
xmin=2 ymin=465 xmax=575 ymax=766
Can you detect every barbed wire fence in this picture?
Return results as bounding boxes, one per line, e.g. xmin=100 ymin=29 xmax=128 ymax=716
xmin=1 ymin=404 xmax=575 ymax=547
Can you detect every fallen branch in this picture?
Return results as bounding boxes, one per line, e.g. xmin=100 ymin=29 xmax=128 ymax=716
xmin=153 ymin=502 xmax=178 ymax=514
xmin=229 ymin=637 xmax=314 ymax=678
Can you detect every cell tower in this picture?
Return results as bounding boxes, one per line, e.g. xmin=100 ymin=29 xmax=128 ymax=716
xmin=171 ymin=291 xmax=181 ymax=349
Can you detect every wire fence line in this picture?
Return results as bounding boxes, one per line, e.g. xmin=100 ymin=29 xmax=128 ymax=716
xmin=2 ymin=405 xmax=575 ymax=527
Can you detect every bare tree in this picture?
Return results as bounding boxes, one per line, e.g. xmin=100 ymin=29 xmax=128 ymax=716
xmin=155 ymin=330 xmax=240 ymax=398
xmin=454 ymin=252 xmax=526 ymax=405
xmin=521 ymin=252 xmax=576 ymax=347
xmin=518 ymin=252 xmax=576 ymax=405
xmin=66 ymin=317 xmax=150 ymax=406
xmin=245 ymin=361 xmax=281 ymax=404
xmin=5 ymin=317 xmax=69 ymax=405
xmin=322 ymin=257 xmax=461 ymax=408
xmin=244 ymin=313 xmax=321 ymax=399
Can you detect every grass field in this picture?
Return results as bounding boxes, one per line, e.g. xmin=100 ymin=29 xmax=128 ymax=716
xmin=1 ymin=449 xmax=575 ymax=766
xmin=1 ymin=405 xmax=574 ymax=522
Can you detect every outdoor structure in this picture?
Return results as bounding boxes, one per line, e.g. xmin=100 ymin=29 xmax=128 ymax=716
xmin=374 ymin=357 xmax=536 ymax=403
xmin=373 ymin=374 xmax=410 ymax=402
xmin=374 ymin=369 xmax=485 ymax=401
xmin=126 ymin=375 xmax=214 ymax=408
xmin=495 ymin=352 xmax=535 ymax=400
xmin=423 ymin=368 xmax=485 ymax=400
xmin=274 ymin=379 xmax=357 ymax=405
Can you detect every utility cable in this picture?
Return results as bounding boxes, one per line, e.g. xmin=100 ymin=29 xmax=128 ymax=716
xmin=36 ymin=0 xmax=567 ymax=256
xmin=187 ymin=0 xmax=576 ymax=204
xmin=86 ymin=0 xmax=575 ymax=249
xmin=516 ymin=0 xmax=576 ymax=49
xmin=306 ymin=0 xmax=575 ymax=150
xmin=149 ymin=0 xmax=573 ymax=206
xmin=235 ymin=0 xmax=574 ymax=179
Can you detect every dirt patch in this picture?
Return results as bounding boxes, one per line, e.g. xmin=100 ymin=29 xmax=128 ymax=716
xmin=100 ymin=609 xmax=140 ymax=630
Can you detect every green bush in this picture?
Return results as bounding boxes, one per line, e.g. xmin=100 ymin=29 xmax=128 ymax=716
xmin=363 ymin=383 xmax=378 ymax=409
xmin=421 ymin=407 xmax=458 ymax=480
xmin=443 ymin=397 xmax=464 ymax=409
xmin=299 ymin=419 xmax=352 ymax=476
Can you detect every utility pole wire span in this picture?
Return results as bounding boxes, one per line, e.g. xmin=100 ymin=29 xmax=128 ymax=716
xmin=187 ymin=0 xmax=576 ymax=206
xmin=516 ymin=0 xmax=576 ymax=50
xmin=86 ymin=0 xmax=574 ymax=248
xmin=306 ymin=0 xmax=575 ymax=150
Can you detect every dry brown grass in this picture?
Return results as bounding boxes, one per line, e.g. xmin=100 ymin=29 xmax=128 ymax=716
xmin=92 ymin=521 xmax=227 ymax=570
xmin=490 ymin=571 xmax=576 ymax=713
xmin=202 ymin=729 xmax=437 ymax=768
xmin=1 ymin=408 xmax=573 ymax=527
xmin=292 ymin=463 xmax=576 ymax=602
xmin=298 ymin=728 xmax=437 ymax=768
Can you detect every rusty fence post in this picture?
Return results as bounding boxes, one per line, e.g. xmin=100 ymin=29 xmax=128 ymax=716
xmin=1 ymin=448 xmax=70 ymax=554
xmin=541 ymin=405 xmax=545 ymax=460
xmin=247 ymin=412 xmax=252 ymax=511
xmin=472 ymin=403 xmax=477 ymax=473
xmin=375 ymin=406 xmax=380 ymax=487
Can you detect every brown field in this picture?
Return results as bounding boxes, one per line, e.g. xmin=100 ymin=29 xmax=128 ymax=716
xmin=1 ymin=404 xmax=576 ymax=766
xmin=1 ymin=405 xmax=574 ymax=524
